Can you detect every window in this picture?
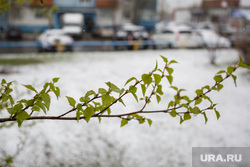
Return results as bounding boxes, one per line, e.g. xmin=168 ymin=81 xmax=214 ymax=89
xmin=141 ymin=9 xmax=155 ymax=21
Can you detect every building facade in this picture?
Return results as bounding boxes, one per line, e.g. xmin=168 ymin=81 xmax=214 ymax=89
xmin=53 ymin=0 xmax=96 ymax=32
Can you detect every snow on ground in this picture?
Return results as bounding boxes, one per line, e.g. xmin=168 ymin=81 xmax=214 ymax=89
xmin=0 ymin=49 xmax=250 ymax=167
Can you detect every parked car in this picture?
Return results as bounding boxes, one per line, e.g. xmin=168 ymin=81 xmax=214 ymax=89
xmin=151 ymin=24 xmax=204 ymax=49
xmin=198 ymin=29 xmax=231 ymax=48
xmin=92 ymin=26 xmax=115 ymax=39
xmin=37 ymin=29 xmax=74 ymax=52
xmin=5 ymin=26 xmax=22 ymax=40
xmin=151 ymin=28 xmax=177 ymax=49
xmin=114 ymin=23 xmax=149 ymax=50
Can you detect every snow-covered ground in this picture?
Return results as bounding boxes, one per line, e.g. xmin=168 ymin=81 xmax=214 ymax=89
xmin=0 ymin=49 xmax=250 ymax=167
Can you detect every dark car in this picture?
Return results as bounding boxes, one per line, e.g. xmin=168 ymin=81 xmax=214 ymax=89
xmin=5 ymin=27 xmax=22 ymax=40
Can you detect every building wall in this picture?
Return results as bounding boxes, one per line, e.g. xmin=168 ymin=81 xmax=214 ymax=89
xmin=8 ymin=7 xmax=50 ymax=32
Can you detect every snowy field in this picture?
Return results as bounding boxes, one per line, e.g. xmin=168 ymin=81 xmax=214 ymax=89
xmin=0 ymin=49 xmax=250 ymax=167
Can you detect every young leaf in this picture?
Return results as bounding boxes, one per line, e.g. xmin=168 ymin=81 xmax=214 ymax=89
xmin=147 ymin=119 xmax=152 ymax=126
xmin=66 ymin=96 xmax=76 ymax=108
xmin=102 ymin=94 xmax=114 ymax=106
xmin=166 ymin=68 xmax=174 ymax=75
xmin=202 ymin=112 xmax=208 ymax=124
xmin=170 ymin=110 xmax=177 ymax=117
xmin=16 ymin=111 xmax=30 ymax=127
xmin=190 ymin=107 xmax=201 ymax=114
xmin=169 ymin=60 xmax=178 ymax=65
xmin=85 ymin=90 xmax=96 ymax=97
xmin=23 ymin=84 xmax=38 ymax=93
xmin=121 ymin=119 xmax=128 ymax=127
xmin=153 ymin=74 xmax=161 ymax=85
xmin=52 ymin=77 xmax=60 ymax=83
xmin=160 ymin=55 xmax=168 ymax=64
xmin=40 ymin=93 xmax=50 ymax=110
xmin=214 ymin=108 xmax=220 ymax=120
xmin=106 ymin=82 xmax=121 ymax=93
xmin=214 ymin=75 xmax=223 ymax=83
xmin=141 ymin=84 xmax=146 ymax=97
xmin=125 ymin=77 xmax=137 ymax=86
xmin=156 ymin=85 xmax=163 ymax=95
xmin=141 ymin=74 xmax=152 ymax=85
xmin=84 ymin=106 xmax=94 ymax=122
xmin=166 ymin=75 xmax=173 ymax=85
xmin=231 ymin=75 xmax=237 ymax=87
xmin=184 ymin=113 xmax=191 ymax=120
xmin=156 ymin=94 xmax=161 ymax=103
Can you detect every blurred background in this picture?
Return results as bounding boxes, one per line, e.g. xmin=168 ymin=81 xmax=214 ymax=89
xmin=0 ymin=0 xmax=250 ymax=54
xmin=1 ymin=1 xmax=250 ymax=167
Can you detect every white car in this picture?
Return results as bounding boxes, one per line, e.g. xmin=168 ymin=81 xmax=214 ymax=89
xmin=37 ymin=29 xmax=74 ymax=52
xmin=151 ymin=24 xmax=204 ymax=49
xmin=175 ymin=25 xmax=204 ymax=48
xmin=115 ymin=23 xmax=149 ymax=41
xmin=151 ymin=28 xmax=177 ymax=49
xmin=197 ymin=29 xmax=231 ymax=48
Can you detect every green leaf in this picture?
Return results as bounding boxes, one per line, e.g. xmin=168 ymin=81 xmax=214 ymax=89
xmin=166 ymin=68 xmax=174 ymax=75
xmin=141 ymin=84 xmax=146 ymax=97
xmin=102 ymin=94 xmax=114 ymax=106
xmin=85 ymin=90 xmax=96 ymax=97
xmin=153 ymin=74 xmax=161 ymax=85
xmin=217 ymin=84 xmax=223 ymax=91
xmin=156 ymin=94 xmax=161 ymax=103
xmin=17 ymin=111 xmax=30 ymax=127
xmin=214 ymin=75 xmax=223 ymax=82
xmin=168 ymin=101 xmax=175 ymax=108
xmin=80 ymin=96 xmax=90 ymax=103
xmin=184 ymin=113 xmax=191 ymax=120
xmin=40 ymin=93 xmax=50 ymax=110
xmin=170 ymin=86 xmax=178 ymax=91
xmin=195 ymin=89 xmax=203 ymax=96
xmin=121 ymin=119 xmax=128 ymax=127
xmin=190 ymin=107 xmax=201 ymax=114
xmin=231 ymin=75 xmax=237 ymax=87
xmin=214 ymin=108 xmax=220 ymax=120
xmin=156 ymin=85 xmax=163 ymax=95
xmin=141 ymin=74 xmax=152 ymax=85
xmin=23 ymin=84 xmax=37 ymax=93
xmin=125 ymin=77 xmax=137 ymax=86
xmin=227 ymin=66 xmax=234 ymax=74
xmin=119 ymin=99 xmax=126 ymax=107
xmin=36 ymin=102 xmax=47 ymax=114
xmin=84 ymin=106 xmax=94 ymax=122
xmin=106 ymin=82 xmax=121 ymax=93
xmin=180 ymin=116 xmax=184 ymax=124
xmin=195 ymin=98 xmax=202 ymax=105
xmin=147 ymin=119 xmax=152 ymax=126
xmin=53 ymin=87 xmax=60 ymax=99
xmin=152 ymin=61 xmax=158 ymax=72
xmin=169 ymin=60 xmax=178 ymax=65
xmin=129 ymin=85 xmax=137 ymax=94
xmin=166 ymin=75 xmax=173 ymax=85
xmin=52 ymin=77 xmax=60 ymax=83
xmin=160 ymin=55 xmax=168 ymax=64
xmin=239 ymin=63 xmax=250 ymax=70
xmin=98 ymin=88 xmax=107 ymax=95
xmin=202 ymin=112 xmax=208 ymax=124
xmin=66 ymin=96 xmax=76 ymax=108
xmin=170 ymin=110 xmax=177 ymax=117
xmin=217 ymin=70 xmax=226 ymax=74
xmin=31 ymin=105 xmax=40 ymax=112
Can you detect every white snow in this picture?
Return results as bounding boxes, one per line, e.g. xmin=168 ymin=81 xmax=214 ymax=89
xmin=0 ymin=49 xmax=250 ymax=167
